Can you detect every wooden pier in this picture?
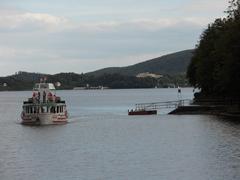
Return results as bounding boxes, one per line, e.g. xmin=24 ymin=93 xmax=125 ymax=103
xmin=130 ymin=99 xmax=240 ymax=116
xmin=129 ymin=99 xmax=193 ymax=115
xmin=135 ymin=99 xmax=193 ymax=110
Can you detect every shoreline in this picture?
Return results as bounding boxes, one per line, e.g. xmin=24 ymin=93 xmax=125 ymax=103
xmin=169 ymin=101 xmax=240 ymax=118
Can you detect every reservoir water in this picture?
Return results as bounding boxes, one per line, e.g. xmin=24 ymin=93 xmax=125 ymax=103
xmin=0 ymin=88 xmax=239 ymax=180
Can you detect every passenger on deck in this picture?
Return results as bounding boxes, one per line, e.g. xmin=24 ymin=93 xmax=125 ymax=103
xmin=48 ymin=92 xmax=53 ymax=102
xmin=38 ymin=92 xmax=40 ymax=103
xmin=178 ymin=87 xmax=181 ymax=93
xmin=32 ymin=92 xmax=36 ymax=103
xmin=43 ymin=91 xmax=46 ymax=103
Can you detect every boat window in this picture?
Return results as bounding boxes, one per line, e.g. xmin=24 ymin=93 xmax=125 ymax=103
xmin=33 ymin=84 xmax=40 ymax=90
xmin=48 ymin=83 xmax=56 ymax=90
xmin=40 ymin=84 xmax=48 ymax=89
xmin=41 ymin=106 xmax=47 ymax=113
xmin=30 ymin=107 xmax=33 ymax=114
xmin=50 ymin=106 xmax=56 ymax=113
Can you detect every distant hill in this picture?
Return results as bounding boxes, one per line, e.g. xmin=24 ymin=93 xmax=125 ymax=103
xmin=0 ymin=50 xmax=193 ymax=90
xmin=87 ymin=49 xmax=194 ymax=77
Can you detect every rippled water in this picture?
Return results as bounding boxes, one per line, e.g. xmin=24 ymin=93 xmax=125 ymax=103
xmin=0 ymin=88 xmax=239 ymax=180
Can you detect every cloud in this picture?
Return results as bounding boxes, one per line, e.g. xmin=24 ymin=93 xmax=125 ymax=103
xmin=183 ymin=0 xmax=229 ymax=15
xmin=0 ymin=6 xmax=211 ymax=34
xmin=0 ymin=9 xmax=70 ymax=32
xmin=0 ymin=46 xmax=40 ymax=58
xmin=121 ymin=17 xmax=209 ymax=31
xmin=0 ymin=3 xmax=218 ymax=75
xmin=54 ymin=17 xmax=209 ymax=34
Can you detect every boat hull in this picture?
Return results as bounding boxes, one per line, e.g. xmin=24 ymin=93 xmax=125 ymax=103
xmin=21 ymin=113 xmax=67 ymax=125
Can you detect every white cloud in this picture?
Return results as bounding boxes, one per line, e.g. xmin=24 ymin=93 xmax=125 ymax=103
xmin=65 ymin=17 xmax=210 ymax=34
xmin=0 ymin=6 xmax=211 ymax=34
xmin=183 ymin=0 xmax=229 ymax=15
xmin=0 ymin=1 xmax=224 ymax=75
xmin=0 ymin=9 xmax=70 ymax=32
xmin=124 ymin=17 xmax=209 ymax=30
xmin=0 ymin=46 xmax=39 ymax=58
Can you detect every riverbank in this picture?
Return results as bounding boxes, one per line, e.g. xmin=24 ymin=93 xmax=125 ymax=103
xmin=169 ymin=99 xmax=240 ymax=118
xmin=169 ymin=105 xmax=226 ymax=115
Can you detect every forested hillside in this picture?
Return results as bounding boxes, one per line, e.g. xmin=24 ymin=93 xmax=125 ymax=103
xmin=187 ymin=0 xmax=240 ymax=99
xmin=88 ymin=50 xmax=193 ymax=77
xmin=0 ymin=71 xmax=188 ymax=91
xmin=0 ymin=49 xmax=193 ymax=91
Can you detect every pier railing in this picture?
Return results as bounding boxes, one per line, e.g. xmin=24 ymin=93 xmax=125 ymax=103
xmin=135 ymin=99 xmax=193 ymax=110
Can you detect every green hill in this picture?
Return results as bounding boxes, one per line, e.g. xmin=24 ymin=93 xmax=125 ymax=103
xmin=87 ymin=49 xmax=194 ymax=77
xmin=0 ymin=49 xmax=193 ymax=90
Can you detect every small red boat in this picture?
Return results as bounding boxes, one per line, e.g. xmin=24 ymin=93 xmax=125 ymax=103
xmin=128 ymin=109 xmax=157 ymax=115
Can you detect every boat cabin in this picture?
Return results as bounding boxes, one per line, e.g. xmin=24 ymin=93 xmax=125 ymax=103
xmin=29 ymin=83 xmax=59 ymax=103
xmin=23 ymin=103 xmax=67 ymax=115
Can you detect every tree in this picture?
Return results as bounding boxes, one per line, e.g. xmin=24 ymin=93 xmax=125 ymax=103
xmin=187 ymin=0 xmax=240 ymax=98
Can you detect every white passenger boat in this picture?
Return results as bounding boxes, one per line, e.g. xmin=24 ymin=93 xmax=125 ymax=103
xmin=21 ymin=82 xmax=68 ymax=125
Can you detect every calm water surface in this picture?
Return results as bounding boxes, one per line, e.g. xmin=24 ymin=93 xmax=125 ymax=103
xmin=0 ymin=88 xmax=239 ymax=180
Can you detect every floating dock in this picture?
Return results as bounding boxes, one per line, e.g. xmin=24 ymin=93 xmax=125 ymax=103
xmin=129 ymin=99 xmax=240 ymax=116
xmin=128 ymin=99 xmax=192 ymax=115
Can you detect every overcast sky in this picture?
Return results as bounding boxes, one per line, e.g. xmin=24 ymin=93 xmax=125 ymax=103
xmin=0 ymin=0 xmax=229 ymax=76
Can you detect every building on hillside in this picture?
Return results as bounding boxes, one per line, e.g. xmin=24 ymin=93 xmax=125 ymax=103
xmin=136 ymin=72 xmax=163 ymax=79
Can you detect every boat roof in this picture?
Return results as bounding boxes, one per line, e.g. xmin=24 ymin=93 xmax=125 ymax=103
xmin=33 ymin=83 xmax=56 ymax=91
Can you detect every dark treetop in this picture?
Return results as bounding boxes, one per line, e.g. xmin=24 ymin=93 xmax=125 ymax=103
xmin=187 ymin=0 xmax=240 ymax=100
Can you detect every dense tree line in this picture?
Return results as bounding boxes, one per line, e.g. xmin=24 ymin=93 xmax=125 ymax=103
xmin=0 ymin=71 xmax=188 ymax=91
xmin=187 ymin=0 xmax=240 ymax=99
xmin=50 ymin=73 xmax=159 ymax=89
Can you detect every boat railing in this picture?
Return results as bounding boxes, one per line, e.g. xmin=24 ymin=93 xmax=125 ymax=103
xmin=23 ymin=102 xmax=66 ymax=107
